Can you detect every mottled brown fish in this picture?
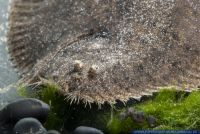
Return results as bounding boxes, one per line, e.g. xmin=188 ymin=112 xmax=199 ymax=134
xmin=7 ymin=0 xmax=200 ymax=105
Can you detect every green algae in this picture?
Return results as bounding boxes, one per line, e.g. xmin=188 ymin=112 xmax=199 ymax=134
xmin=17 ymin=81 xmax=65 ymax=130
xmin=17 ymin=84 xmax=27 ymax=97
xmin=17 ymin=83 xmax=200 ymax=134
xmin=136 ymin=89 xmax=200 ymax=130
xmin=107 ymin=88 xmax=200 ymax=133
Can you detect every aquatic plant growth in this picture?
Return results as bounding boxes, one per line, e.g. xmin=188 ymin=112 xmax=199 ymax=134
xmin=17 ymin=83 xmax=200 ymax=133
xmin=17 ymin=81 xmax=67 ymax=130
xmin=107 ymin=88 xmax=200 ymax=133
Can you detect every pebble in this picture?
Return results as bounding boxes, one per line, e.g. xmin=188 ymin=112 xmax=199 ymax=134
xmin=131 ymin=111 xmax=146 ymax=123
xmin=119 ymin=112 xmax=127 ymax=120
xmin=73 ymin=126 xmax=104 ymax=134
xmin=0 ymin=98 xmax=50 ymax=125
xmin=147 ymin=115 xmax=157 ymax=128
xmin=126 ymin=107 xmax=135 ymax=116
xmin=0 ymin=123 xmax=13 ymax=134
xmin=47 ymin=130 xmax=61 ymax=134
xmin=13 ymin=118 xmax=47 ymax=134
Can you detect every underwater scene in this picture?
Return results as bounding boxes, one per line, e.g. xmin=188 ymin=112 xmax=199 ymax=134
xmin=0 ymin=0 xmax=200 ymax=134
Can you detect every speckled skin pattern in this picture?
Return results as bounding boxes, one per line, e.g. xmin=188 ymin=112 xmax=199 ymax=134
xmin=8 ymin=0 xmax=200 ymax=104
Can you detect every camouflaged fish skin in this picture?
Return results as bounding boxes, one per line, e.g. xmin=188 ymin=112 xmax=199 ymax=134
xmin=8 ymin=0 xmax=200 ymax=104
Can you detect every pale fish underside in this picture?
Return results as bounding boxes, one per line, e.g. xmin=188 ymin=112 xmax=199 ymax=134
xmin=7 ymin=0 xmax=200 ymax=105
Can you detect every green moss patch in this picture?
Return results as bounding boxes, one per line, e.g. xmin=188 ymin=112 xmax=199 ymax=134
xmin=137 ymin=89 xmax=200 ymax=130
xmin=107 ymin=88 xmax=200 ymax=133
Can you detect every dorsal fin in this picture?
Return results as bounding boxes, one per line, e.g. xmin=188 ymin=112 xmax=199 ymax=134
xmin=7 ymin=0 xmax=55 ymax=74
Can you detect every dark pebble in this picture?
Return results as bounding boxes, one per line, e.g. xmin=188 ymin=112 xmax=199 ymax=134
xmin=119 ymin=112 xmax=127 ymax=120
xmin=126 ymin=107 xmax=135 ymax=116
xmin=0 ymin=123 xmax=13 ymax=134
xmin=13 ymin=118 xmax=47 ymax=134
xmin=0 ymin=98 xmax=50 ymax=125
xmin=147 ymin=115 xmax=157 ymax=128
xmin=131 ymin=111 xmax=146 ymax=123
xmin=47 ymin=130 xmax=61 ymax=134
xmin=140 ymin=95 xmax=152 ymax=102
xmin=73 ymin=126 xmax=104 ymax=134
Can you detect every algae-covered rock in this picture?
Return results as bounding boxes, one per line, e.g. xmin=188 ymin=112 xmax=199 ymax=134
xmin=107 ymin=88 xmax=200 ymax=133
xmin=146 ymin=116 xmax=157 ymax=128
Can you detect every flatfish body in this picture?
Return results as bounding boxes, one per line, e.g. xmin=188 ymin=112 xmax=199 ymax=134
xmin=8 ymin=0 xmax=200 ymax=104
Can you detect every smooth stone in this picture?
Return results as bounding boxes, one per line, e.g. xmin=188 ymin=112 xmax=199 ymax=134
xmin=147 ymin=115 xmax=157 ymax=128
xmin=131 ymin=111 xmax=146 ymax=123
xmin=13 ymin=118 xmax=47 ymax=134
xmin=73 ymin=126 xmax=104 ymax=134
xmin=0 ymin=98 xmax=50 ymax=125
xmin=140 ymin=95 xmax=152 ymax=102
xmin=47 ymin=130 xmax=61 ymax=134
xmin=0 ymin=123 xmax=13 ymax=134
xmin=119 ymin=112 xmax=127 ymax=120
xmin=126 ymin=107 xmax=135 ymax=116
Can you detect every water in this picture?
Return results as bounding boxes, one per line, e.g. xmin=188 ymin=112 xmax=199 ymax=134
xmin=0 ymin=0 xmax=19 ymax=109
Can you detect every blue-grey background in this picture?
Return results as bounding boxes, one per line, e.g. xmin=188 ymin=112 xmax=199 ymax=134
xmin=0 ymin=0 xmax=19 ymax=109
xmin=0 ymin=0 xmax=18 ymax=88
